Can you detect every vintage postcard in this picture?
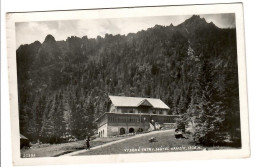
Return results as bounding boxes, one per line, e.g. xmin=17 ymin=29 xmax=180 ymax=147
xmin=6 ymin=3 xmax=250 ymax=166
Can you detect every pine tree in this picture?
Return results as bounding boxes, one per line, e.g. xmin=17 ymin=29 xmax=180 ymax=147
xmin=85 ymin=99 xmax=96 ymax=136
xmin=68 ymin=89 xmax=87 ymax=139
xmin=51 ymin=92 xmax=66 ymax=143
xmin=219 ymin=66 xmax=241 ymax=146
xmin=40 ymin=96 xmax=55 ymax=143
xmin=193 ymin=60 xmax=226 ymax=146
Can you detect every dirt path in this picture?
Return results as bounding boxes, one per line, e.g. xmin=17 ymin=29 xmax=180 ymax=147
xmin=60 ymin=129 xmax=174 ymax=156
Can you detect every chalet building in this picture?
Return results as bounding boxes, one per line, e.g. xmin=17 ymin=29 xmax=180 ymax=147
xmin=20 ymin=134 xmax=30 ymax=148
xmin=96 ymin=96 xmax=179 ymax=137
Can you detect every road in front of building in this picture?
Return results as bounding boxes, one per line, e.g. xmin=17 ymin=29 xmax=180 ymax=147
xmin=60 ymin=129 xmax=199 ymax=156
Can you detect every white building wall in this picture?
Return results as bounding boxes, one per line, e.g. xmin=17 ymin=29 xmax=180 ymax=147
xmin=98 ymin=124 xmax=108 ymax=137
xmin=162 ymin=110 xmax=168 ymax=115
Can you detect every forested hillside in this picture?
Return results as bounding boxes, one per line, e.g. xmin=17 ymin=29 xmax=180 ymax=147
xmin=16 ymin=15 xmax=240 ymax=146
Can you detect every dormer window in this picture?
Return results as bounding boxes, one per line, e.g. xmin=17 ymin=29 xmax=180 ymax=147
xmin=138 ymin=99 xmax=153 ymax=107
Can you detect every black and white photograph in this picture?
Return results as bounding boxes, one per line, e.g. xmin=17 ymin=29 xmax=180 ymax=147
xmin=5 ymin=3 xmax=250 ymax=165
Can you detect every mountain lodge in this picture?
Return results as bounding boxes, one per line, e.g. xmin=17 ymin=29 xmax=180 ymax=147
xmin=95 ymin=96 xmax=179 ymax=137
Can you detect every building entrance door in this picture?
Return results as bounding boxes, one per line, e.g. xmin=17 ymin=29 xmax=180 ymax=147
xmin=129 ymin=128 xmax=135 ymax=133
xmin=120 ymin=128 xmax=125 ymax=135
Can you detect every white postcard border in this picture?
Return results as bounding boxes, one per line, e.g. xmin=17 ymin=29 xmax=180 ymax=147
xmin=6 ymin=3 xmax=250 ymax=166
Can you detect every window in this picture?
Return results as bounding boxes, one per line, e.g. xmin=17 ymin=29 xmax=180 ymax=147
xmin=152 ymin=110 xmax=156 ymax=114
xmin=123 ymin=109 xmax=128 ymax=113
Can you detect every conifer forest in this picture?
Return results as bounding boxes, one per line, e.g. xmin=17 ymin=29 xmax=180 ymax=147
xmin=16 ymin=15 xmax=241 ymax=146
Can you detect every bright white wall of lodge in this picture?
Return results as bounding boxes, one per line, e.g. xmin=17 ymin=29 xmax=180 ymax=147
xmin=98 ymin=122 xmax=150 ymax=137
xmin=107 ymin=124 xmax=150 ymax=136
xmin=98 ymin=124 xmax=108 ymax=137
xmin=97 ymin=113 xmax=178 ymax=137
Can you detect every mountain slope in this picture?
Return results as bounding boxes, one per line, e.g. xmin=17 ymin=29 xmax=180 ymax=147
xmin=16 ymin=15 xmax=240 ymax=146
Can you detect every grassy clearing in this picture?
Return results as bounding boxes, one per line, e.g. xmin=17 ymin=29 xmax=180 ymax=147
xmin=20 ymin=136 xmax=128 ymax=157
xmin=77 ymin=130 xmax=200 ymax=155
xmin=21 ymin=130 xmax=240 ymax=157
xmin=77 ymin=130 xmax=240 ymax=156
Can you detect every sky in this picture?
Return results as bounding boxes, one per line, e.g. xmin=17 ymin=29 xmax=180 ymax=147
xmin=15 ymin=13 xmax=235 ymax=48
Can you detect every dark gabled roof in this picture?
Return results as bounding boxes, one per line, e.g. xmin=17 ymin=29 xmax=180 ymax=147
xmin=109 ymin=96 xmax=170 ymax=109
xmin=20 ymin=134 xmax=28 ymax=140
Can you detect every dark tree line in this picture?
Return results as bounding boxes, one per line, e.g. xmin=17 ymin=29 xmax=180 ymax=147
xmin=16 ymin=15 xmax=241 ymax=146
